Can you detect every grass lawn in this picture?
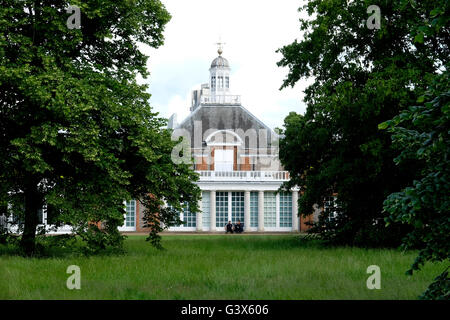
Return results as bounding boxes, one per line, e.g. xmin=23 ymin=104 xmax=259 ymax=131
xmin=0 ymin=235 xmax=444 ymax=300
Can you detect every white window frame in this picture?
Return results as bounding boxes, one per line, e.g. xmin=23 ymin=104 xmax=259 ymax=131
xmin=118 ymin=200 xmax=136 ymax=232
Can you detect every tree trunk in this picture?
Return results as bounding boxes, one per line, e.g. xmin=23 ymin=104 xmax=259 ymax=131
xmin=20 ymin=178 xmax=42 ymax=256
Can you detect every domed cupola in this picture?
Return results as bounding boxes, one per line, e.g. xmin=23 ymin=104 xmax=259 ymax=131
xmin=209 ymin=46 xmax=231 ymax=95
xmin=211 ymin=56 xmax=229 ymax=68
xmin=190 ymin=44 xmax=241 ymax=110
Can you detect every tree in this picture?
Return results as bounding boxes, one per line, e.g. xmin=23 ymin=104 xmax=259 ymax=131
xmin=277 ymin=0 xmax=448 ymax=246
xmin=379 ymin=0 xmax=449 ymax=300
xmin=0 ymin=0 xmax=200 ymax=255
xmin=380 ymin=68 xmax=449 ymax=299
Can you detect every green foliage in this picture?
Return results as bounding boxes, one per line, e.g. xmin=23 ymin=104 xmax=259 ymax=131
xmin=141 ymin=179 xmax=200 ymax=248
xmin=0 ymin=227 xmax=16 ymax=246
xmin=143 ymin=209 xmax=180 ymax=250
xmin=419 ymin=267 xmax=449 ymax=300
xmin=37 ymin=234 xmax=77 ymax=249
xmin=76 ymin=225 xmax=124 ymax=254
xmin=0 ymin=0 xmax=200 ymax=255
xmin=381 ymin=68 xmax=450 ymax=299
xmin=278 ymin=0 xmax=448 ymax=247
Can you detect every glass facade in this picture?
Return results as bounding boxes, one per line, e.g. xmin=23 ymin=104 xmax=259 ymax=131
xmin=166 ymin=191 xmax=296 ymax=231
xmin=182 ymin=203 xmax=196 ymax=228
xmin=169 ymin=202 xmax=196 ymax=228
xmin=216 ymin=192 xmax=228 ymax=228
xmin=125 ymin=200 xmax=135 ymax=227
xmin=264 ymin=192 xmax=276 ymax=228
xmin=250 ymin=192 xmax=258 ymax=227
xmin=231 ymin=192 xmax=244 ymax=223
xmin=279 ymin=192 xmax=292 ymax=227
xmin=37 ymin=209 xmax=44 ymax=225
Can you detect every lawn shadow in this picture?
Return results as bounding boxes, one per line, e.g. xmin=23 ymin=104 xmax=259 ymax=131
xmin=0 ymin=234 xmax=127 ymax=259
xmin=160 ymin=234 xmax=326 ymax=252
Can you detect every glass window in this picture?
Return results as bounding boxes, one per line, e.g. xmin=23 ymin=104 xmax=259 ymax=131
xmin=125 ymin=200 xmax=135 ymax=227
xmin=250 ymin=192 xmax=258 ymax=228
xmin=37 ymin=208 xmax=44 ymax=225
xmin=279 ymin=192 xmax=293 ymax=227
xmin=183 ymin=203 xmax=196 ymax=228
xmin=211 ymin=76 xmax=216 ymax=89
xmin=169 ymin=202 xmax=196 ymax=228
xmin=226 ymin=76 xmax=229 ymax=88
xmin=218 ymin=76 xmax=223 ymax=88
xmin=216 ymin=192 xmax=228 ymax=227
xmin=264 ymin=192 xmax=276 ymax=227
xmin=231 ymin=192 xmax=244 ymax=224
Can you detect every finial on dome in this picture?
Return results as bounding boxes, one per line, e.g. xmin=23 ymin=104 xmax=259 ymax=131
xmin=216 ymin=39 xmax=225 ymax=56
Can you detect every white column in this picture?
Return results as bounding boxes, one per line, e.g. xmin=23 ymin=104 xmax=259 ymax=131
xmin=228 ymin=191 xmax=232 ymax=222
xmin=210 ymin=190 xmax=216 ymax=232
xmin=276 ymin=192 xmax=280 ymax=228
xmin=258 ymin=191 xmax=264 ymax=232
xmin=196 ymin=197 xmax=203 ymax=232
xmin=244 ymin=191 xmax=250 ymax=231
xmin=292 ymin=190 xmax=299 ymax=232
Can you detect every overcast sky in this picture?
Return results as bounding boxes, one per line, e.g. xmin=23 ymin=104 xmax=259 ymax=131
xmin=140 ymin=0 xmax=311 ymax=130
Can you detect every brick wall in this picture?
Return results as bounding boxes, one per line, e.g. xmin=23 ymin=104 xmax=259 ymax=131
xmin=240 ymin=156 xmax=251 ymax=171
xmin=195 ymin=156 xmax=208 ymax=171
xmin=300 ymin=214 xmax=314 ymax=232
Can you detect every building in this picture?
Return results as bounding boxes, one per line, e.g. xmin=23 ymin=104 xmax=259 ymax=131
xmin=126 ymin=47 xmax=308 ymax=233
xmin=2 ymin=48 xmax=316 ymax=235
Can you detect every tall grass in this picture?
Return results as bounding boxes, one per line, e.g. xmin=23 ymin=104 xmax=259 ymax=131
xmin=0 ymin=235 xmax=444 ymax=299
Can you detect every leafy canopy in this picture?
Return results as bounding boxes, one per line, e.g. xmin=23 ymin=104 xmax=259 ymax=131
xmin=381 ymin=68 xmax=449 ymax=299
xmin=278 ymin=0 xmax=449 ymax=299
xmin=277 ymin=0 xmax=448 ymax=247
xmin=0 ymin=0 xmax=200 ymax=254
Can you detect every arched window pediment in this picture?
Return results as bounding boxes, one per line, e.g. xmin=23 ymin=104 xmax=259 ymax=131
xmin=205 ymin=130 xmax=243 ymax=146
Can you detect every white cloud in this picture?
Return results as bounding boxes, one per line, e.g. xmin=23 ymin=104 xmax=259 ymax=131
xmin=166 ymin=93 xmax=190 ymax=123
xmin=141 ymin=0 xmax=311 ymax=129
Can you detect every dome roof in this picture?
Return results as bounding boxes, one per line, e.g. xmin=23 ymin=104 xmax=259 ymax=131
xmin=211 ymin=55 xmax=229 ymax=68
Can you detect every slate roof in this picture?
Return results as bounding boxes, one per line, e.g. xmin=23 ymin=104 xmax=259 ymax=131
xmin=176 ymin=104 xmax=277 ymax=148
